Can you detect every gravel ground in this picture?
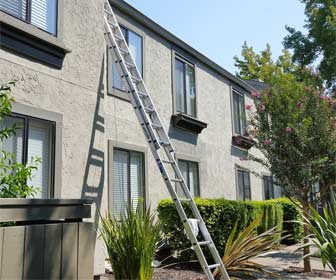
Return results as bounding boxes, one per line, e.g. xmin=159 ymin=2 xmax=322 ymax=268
xmin=99 ymin=244 xmax=336 ymax=280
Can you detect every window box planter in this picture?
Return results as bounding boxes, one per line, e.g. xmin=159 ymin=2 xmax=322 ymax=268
xmin=232 ymin=135 xmax=254 ymax=150
xmin=171 ymin=113 xmax=207 ymax=134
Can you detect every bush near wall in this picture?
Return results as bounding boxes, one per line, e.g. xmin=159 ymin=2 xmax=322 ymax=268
xmin=269 ymin=198 xmax=304 ymax=244
xmin=157 ymin=198 xmax=284 ymax=260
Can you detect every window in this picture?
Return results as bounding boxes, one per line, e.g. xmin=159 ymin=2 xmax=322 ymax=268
xmin=237 ymin=168 xmax=251 ymax=200
xmin=232 ymin=90 xmax=246 ymax=135
xmin=263 ymin=175 xmax=282 ymax=200
xmin=0 ymin=114 xmax=55 ymax=198
xmin=112 ymin=148 xmax=145 ymax=217
xmin=175 ymin=56 xmax=196 ymax=117
xmin=177 ymin=160 xmax=199 ymax=197
xmin=0 ymin=0 xmax=58 ymax=35
xmin=112 ymin=26 xmax=143 ymax=91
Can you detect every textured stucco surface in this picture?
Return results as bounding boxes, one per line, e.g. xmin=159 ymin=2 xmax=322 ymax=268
xmin=1 ymin=1 xmax=268 ymax=275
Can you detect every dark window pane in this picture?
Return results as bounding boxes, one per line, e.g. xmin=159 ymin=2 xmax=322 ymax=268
xmin=237 ymin=170 xmax=244 ymax=200
xmin=0 ymin=0 xmax=27 ymax=20
xmin=128 ymin=30 xmax=142 ymax=75
xmin=233 ymin=92 xmax=246 ymax=135
xmin=0 ymin=116 xmax=24 ymax=163
xmin=175 ymin=58 xmax=185 ymax=113
xmin=243 ymin=171 xmax=251 ymax=200
xmin=185 ymin=64 xmax=196 ymax=117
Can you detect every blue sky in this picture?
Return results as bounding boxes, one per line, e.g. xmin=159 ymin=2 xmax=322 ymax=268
xmin=126 ymin=0 xmax=306 ymax=75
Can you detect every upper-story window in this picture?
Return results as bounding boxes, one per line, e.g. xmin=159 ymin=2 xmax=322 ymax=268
xmin=175 ymin=56 xmax=196 ymax=117
xmin=232 ymin=90 xmax=246 ymax=135
xmin=0 ymin=114 xmax=55 ymax=198
xmin=0 ymin=0 xmax=58 ymax=35
xmin=112 ymin=26 xmax=143 ymax=91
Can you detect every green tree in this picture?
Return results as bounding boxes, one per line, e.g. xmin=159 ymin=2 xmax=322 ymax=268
xmin=0 ymin=81 xmax=40 ymax=198
xmin=283 ymin=0 xmax=336 ymax=90
xmin=234 ymin=43 xmax=336 ymax=272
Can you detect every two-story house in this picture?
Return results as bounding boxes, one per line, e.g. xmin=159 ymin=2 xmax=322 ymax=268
xmin=0 ymin=0 xmax=281 ymax=275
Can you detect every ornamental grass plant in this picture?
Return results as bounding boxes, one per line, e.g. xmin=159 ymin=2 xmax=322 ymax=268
xmin=99 ymin=206 xmax=161 ymax=280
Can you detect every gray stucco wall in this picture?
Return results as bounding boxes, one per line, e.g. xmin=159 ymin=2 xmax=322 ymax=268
xmin=0 ymin=0 xmax=269 ymax=275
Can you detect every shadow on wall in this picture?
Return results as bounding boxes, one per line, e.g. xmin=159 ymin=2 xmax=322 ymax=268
xmin=168 ymin=124 xmax=198 ymax=145
xmin=81 ymin=59 xmax=105 ymax=224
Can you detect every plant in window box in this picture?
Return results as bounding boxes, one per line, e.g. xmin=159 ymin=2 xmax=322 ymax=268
xmin=232 ymin=131 xmax=255 ymax=150
xmin=0 ymin=81 xmax=41 ymax=198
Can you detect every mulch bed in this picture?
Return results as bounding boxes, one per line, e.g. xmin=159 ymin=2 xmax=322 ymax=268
xmin=285 ymin=266 xmax=336 ymax=279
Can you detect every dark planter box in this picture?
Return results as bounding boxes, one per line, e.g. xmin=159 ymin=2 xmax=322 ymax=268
xmin=0 ymin=199 xmax=95 ymax=280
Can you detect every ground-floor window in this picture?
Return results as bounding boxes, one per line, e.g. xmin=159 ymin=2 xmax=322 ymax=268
xmin=263 ymin=175 xmax=282 ymax=200
xmin=0 ymin=114 xmax=55 ymax=198
xmin=177 ymin=159 xmax=199 ymax=197
xmin=236 ymin=168 xmax=251 ymax=200
xmin=112 ymin=148 xmax=145 ymax=217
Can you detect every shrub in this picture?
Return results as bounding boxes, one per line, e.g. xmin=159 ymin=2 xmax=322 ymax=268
xmin=157 ymin=198 xmax=283 ymax=261
xmin=214 ymin=215 xmax=283 ymax=279
xmin=270 ymin=198 xmax=303 ymax=244
xmin=302 ymin=194 xmax=336 ymax=272
xmin=99 ymin=206 xmax=161 ymax=280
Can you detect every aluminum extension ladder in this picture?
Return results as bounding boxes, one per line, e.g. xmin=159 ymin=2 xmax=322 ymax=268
xmin=103 ymin=1 xmax=230 ymax=279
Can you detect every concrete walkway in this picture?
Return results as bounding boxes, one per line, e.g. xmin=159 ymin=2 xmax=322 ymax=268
xmin=255 ymin=244 xmax=335 ymax=279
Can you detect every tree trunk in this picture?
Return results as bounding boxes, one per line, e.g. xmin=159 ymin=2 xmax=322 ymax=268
xmin=302 ymin=204 xmax=312 ymax=273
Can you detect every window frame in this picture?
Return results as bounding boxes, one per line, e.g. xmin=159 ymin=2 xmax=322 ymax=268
xmin=0 ymin=0 xmax=59 ymax=36
xmin=3 ymin=112 xmax=56 ymax=198
xmin=231 ymin=88 xmax=246 ymax=136
xmin=263 ymin=175 xmax=274 ymax=200
xmin=175 ymin=158 xmax=201 ymax=197
xmin=172 ymin=50 xmax=198 ymax=118
xmin=112 ymin=147 xmax=145 ymax=211
xmin=236 ymin=167 xmax=251 ymax=201
xmin=108 ymin=141 xmax=148 ymax=216
xmin=107 ymin=24 xmax=144 ymax=102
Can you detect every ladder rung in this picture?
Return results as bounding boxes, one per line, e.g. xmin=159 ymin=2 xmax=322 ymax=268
xmin=144 ymin=107 xmax=154 ymax=113
xmin=108 ymin=21 xmax=118 ymax=28
xmin=208 ymin=264 xmax=221 ymax=270
xmin=171 ymin=178 xmax=183 ymax=183
xmin=160 ymin=141 xmax=171 ymax=147
xmin=179 ymin=198 xmax=192 ymax=202
xmin=114 ymin=33 xmax=124 ymax=41
xmin=137 ymin=91 xmax=148 ymax=98
xmin=198 ymin=240 xmax=211 ymax=246
xmin=125 ymin=61 xmax=136 ymax=68
xmin=152 ymin=123 xmax=162 ymax=129
xmin=119 ymin=47 xmax=129 ymax=55
xmin=162 ymin=160 xmax=174 ymax=164
xmin=131 ymin=76 xmax=142 ymax=83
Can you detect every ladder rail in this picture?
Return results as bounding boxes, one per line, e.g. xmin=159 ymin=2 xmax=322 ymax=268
xmin=104 ymin=2 xmax=172 ymax=149
xmin=103 ymin=2 xmax=230 ymax=279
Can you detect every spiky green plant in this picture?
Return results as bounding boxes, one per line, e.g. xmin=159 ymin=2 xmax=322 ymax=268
xmin=214 ymin=215 xmax=286 ymax=279
xmin=301 ymin=194 xmax=336 ymax=272
xmin=99 ymin=206 xmax=161 ymax=280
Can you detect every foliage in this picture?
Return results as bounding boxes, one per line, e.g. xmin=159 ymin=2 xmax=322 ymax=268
xmin=0 ymin=80 xmax=41 ymax=198
xmin=213 ymin=215 xmax=284 ymax=279
xmin=235 ymin=42 xmax=336 ymax=272
xmin=302 ymin=194 xmax=336 ymax=271
xmin=99 ymin=206 xmax=161 ymax=280
xmin=157 ymin=198 xmax=291 ymax=261
xmin=283 ymin=0 xmax=336 ymax=90
xmin=0 ymin=151 xmax=41 ymax=198
xmin=270 ymin=197 xmax=304 ymax=244
xmin=235 ymin=42 xmax=336 ymax=209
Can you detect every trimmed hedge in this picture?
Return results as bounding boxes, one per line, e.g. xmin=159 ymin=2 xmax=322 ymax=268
xmin=157 ymin=198 xmax=284 ymax=260
xmin=269 ymin=198 xmax=304 ymax=244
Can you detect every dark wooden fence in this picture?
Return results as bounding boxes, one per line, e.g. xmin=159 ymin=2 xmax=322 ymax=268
xmin=0 ymin=199 xmax=95 ymax=279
